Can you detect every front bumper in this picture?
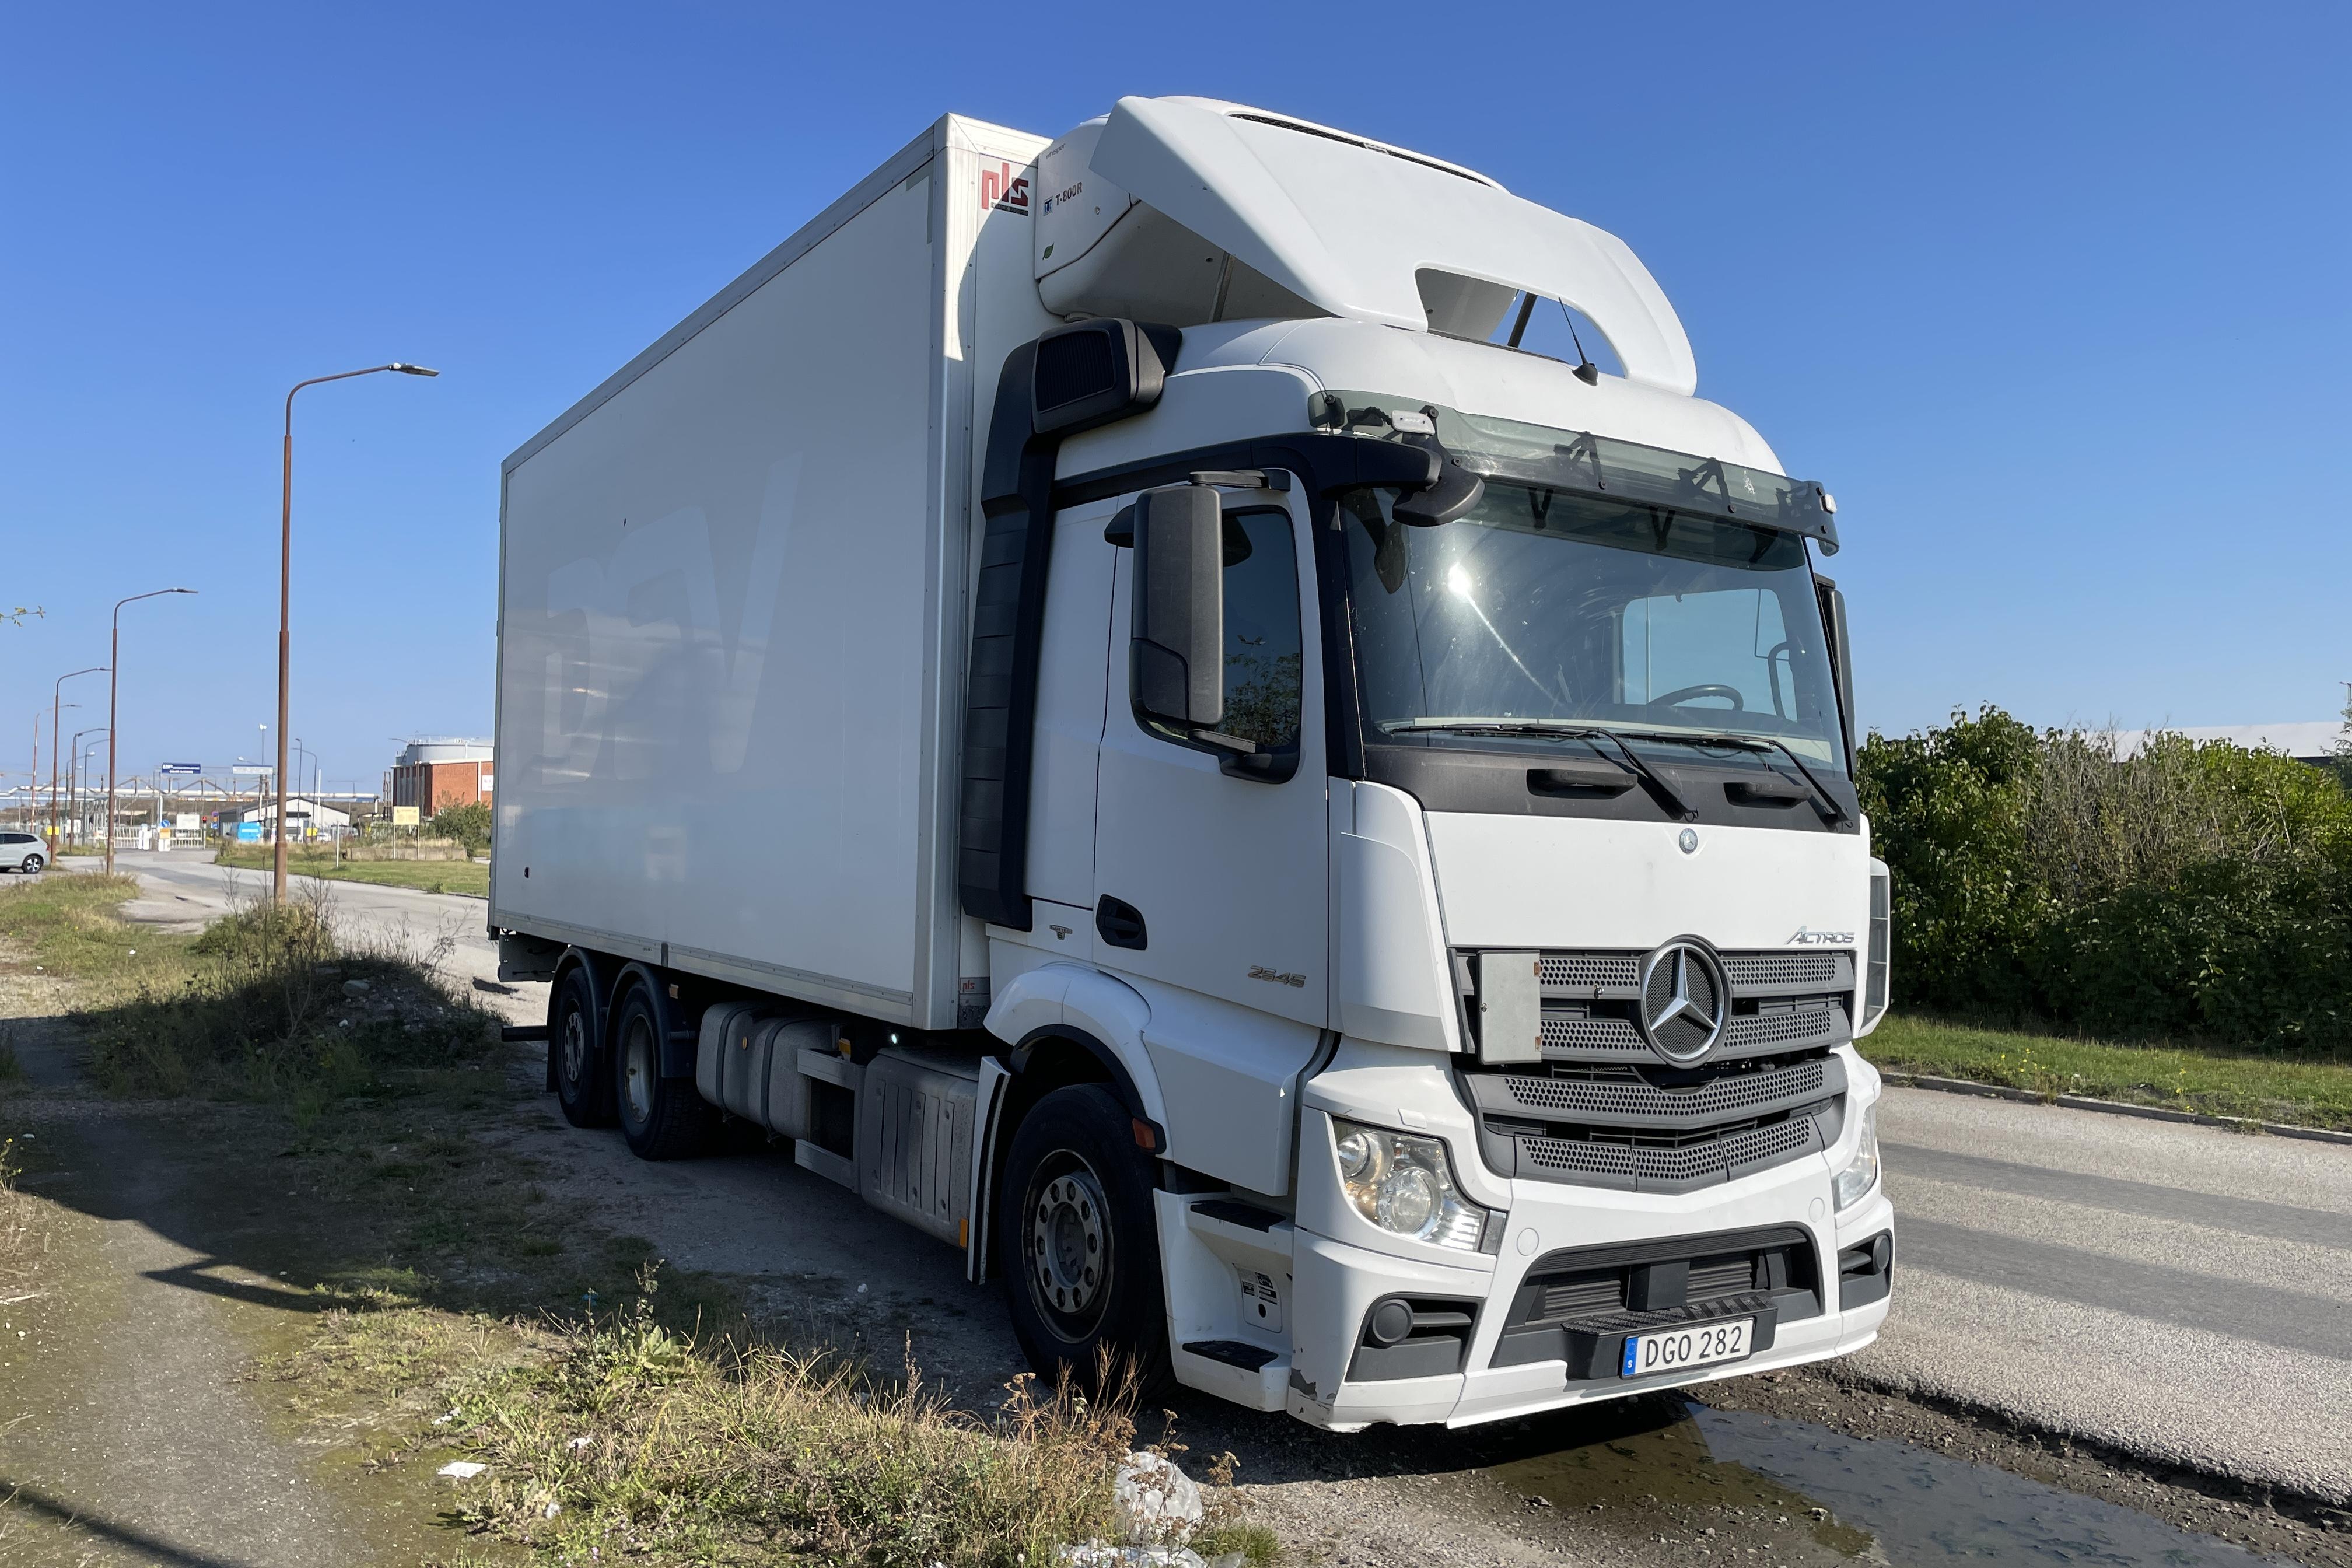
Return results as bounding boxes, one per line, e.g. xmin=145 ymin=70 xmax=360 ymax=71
xmin=1282 ymin=1168 xmax=1894 ymax=1430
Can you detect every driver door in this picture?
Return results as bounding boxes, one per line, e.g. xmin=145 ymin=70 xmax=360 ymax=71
xmin=1090 ymin=481 xmax=1327 ymax=1192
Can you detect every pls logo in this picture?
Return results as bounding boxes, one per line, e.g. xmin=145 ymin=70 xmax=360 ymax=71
xmin=980 ymin=160 xmax=1030 ymax=216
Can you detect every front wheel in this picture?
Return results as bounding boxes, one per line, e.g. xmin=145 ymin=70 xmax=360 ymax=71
xmin=997 ymin=1083 xmax=1172 ymax=1399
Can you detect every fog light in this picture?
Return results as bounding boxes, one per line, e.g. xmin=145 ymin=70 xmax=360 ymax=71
xmin=1331 ymin=1119 xmax=1490 ymax=1251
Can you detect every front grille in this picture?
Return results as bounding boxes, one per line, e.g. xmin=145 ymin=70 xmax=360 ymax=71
xmin=1461 ymin=945 xmax=1854 ymax=1192
xmin=1518 ymin=1111 xmax=1826 ymax=1189
xmin=1726 ymin=951 xmax=1841 ymax=988
xmin=1483 ymin=1056 xmax=1831 ymax=1124
xmin=1539 ymin=953 xmax=1639 ymax=990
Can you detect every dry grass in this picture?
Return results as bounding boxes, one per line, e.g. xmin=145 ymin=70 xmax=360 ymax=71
xmin=274 ymin=1269 xmax=1198 ymax=1568
xmin=0 ymin=871 xmax=500 ymax=1127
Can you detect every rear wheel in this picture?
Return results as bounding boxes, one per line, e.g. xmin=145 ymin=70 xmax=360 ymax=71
xmin=550 ymin=965 xmax=610 ymax=1128
xmin=612 ymin=982 xmax=715 ymax=1160
xmin=998 ymin=1083 xmax=1172 ymax=1399
xmin=22 ymin=853 xmax=43 ymax=876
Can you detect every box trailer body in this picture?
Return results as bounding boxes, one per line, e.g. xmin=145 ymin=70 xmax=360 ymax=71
xmin=494 ymin=98 xmax=1895 ymax=1432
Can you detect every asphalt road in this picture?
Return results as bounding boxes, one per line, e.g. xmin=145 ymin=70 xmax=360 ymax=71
xmin=80 ymin=851 xmax=2352 ymax=1503
xmin=1859 ymin=1084 xmax=2352 ymax=1500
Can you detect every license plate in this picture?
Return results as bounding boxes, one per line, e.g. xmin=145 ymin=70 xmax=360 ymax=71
xmin=1620 ymin=1318 xmax=1752 ymax=1377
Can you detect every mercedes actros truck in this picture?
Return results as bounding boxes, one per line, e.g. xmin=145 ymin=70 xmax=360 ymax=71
xmin=490 ymin=96 xmax=1896 ymax=1430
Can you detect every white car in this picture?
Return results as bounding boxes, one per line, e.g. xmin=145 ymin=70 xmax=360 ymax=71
xmin=0 ymin=831 xmax=47 ymax=874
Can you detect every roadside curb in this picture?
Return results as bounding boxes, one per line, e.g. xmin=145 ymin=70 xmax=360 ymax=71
xmin=1879 ymin=1071 xmax=2352 ymax=1147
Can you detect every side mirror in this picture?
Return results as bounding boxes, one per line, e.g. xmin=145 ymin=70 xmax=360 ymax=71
xmin=1130 ymin=482 xmax=1224 ymax=732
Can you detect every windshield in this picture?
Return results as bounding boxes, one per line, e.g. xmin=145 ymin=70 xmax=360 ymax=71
xmin=1339 ymin=481 xmax=1849 ymax=771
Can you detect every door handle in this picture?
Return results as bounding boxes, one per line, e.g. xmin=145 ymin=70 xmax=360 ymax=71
xmin=1096 ymin=895 xmax=1148 ymax=951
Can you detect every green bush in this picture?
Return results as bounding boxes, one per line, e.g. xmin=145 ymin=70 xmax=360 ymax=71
xmin=426 ymin=800 xmax=492 ymax=853
xmin=1859 ymin=708 xmax=2352 ymax=1052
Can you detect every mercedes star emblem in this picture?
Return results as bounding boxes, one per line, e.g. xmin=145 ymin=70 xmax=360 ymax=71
xmin=1678 ymin=828 xmax=1699 ymax=855
xmin=1636 ymin=937 xmax=1731 ymax=1064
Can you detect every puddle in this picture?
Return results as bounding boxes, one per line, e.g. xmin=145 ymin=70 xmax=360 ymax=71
xmin=1488 ymin=1398 xmax=2283 ymax=1566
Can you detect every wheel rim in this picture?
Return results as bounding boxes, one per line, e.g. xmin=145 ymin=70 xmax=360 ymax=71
xmin=621 ymin=1013 xmax=656 ymax=1125
xmin=1023 ymin=1153 xmax=1112 ymax=1342
xmin=559 ymin=1004 xmax=588 ymax=1090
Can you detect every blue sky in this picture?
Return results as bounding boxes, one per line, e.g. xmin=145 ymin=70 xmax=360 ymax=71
xmin=4 ymin=2 xmax=2346 ymax=794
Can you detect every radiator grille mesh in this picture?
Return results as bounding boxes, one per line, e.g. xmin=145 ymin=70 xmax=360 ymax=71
xmin=1521 ymin=1114 xmax=1820 ymax=1185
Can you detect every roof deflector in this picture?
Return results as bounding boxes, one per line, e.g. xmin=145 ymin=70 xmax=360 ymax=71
xmin=1089 ymin=97 xmax=1700 ymax=397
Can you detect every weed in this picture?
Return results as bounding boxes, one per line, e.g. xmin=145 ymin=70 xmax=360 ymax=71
xmin=280 ymin=1268 xmax=1144 ymax=1567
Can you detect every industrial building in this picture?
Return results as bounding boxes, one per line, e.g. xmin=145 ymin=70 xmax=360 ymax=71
xmin=387 ymin=737 xmax=494 ymax=817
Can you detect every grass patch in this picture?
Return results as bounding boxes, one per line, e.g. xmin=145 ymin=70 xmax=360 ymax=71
xmin=0 ymin=870 xmax=498 ymax=1124
xmin=272 ymin=1272 xmax=1257 ymax=1568
xmin=6 ymin=875 xmax=1278 ymax=1566
xmin=1860 ymin=1014 xmax=2352 ymax=1130
xmin=211 ymin=844 xmax=489 ymax=898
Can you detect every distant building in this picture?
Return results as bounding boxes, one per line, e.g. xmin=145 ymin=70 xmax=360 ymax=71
xmin=389 ymin=737 xmax=494 ymax=818
xmin=220 ymin=796 xmax=354 ymax=835
xmin=2110 ymin=722 xmax=2342 ymax=765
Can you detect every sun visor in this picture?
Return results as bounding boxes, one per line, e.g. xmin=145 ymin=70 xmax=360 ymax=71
xmin=1088 ymin=97 xmax=1699 ymax=398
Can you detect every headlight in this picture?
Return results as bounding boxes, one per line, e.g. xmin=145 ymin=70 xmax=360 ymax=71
xmin=1332 ymin=1119 xmax=1492 ymax=1251
xmin=1833 ymin=1101 xmax=1880 ymax=1210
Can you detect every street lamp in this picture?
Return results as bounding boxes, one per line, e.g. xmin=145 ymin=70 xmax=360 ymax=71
xmin=71 ymin=728 xmax=103 ymax=846
xmin=29 ymin=705 xmax=79 ymax=834
xmin=277 ymin=362 xmax=439 ymax=901
xmin=106 ymin=589 xmax=196 ymax=876
xmin=48 ymin=668 xmax=104 ymax=844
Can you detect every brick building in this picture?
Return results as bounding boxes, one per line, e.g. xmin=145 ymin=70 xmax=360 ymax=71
xmin=388 ymin=737 xmax=494 ymax=817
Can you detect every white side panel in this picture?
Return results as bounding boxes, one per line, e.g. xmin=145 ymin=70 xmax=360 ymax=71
xmin=1333 ymin=781 xmax=1461 ymax=1052
xmin=496 ymin=173 xmax=939 ymax=1017
xmin=1424 ymin=813 xmax=1874 ymax=953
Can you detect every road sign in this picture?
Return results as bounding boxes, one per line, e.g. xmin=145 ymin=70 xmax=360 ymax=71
xmin=391 ymin=806 xmax=420 ymax=826
xmin=236 ymin=821 xmax=262 ymax=843
xmin=230 ymin=764 xmax=272 ymax=776
xmin=159 ymin=763 xmax=201 ymax=776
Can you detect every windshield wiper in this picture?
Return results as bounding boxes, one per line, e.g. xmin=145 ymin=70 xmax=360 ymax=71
xmin=1611 ymin=729 xmax=1852 ymax=827
xmin=1390 ymin=720 xmax=1695 ymax=821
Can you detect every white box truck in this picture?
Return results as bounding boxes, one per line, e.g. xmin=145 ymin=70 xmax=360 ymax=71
xmin=492 ymin=97 xmax=1895 ymax=1430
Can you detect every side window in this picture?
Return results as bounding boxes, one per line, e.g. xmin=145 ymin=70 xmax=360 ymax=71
xmin=1213 ymin=508 xmax=1302 ymax=751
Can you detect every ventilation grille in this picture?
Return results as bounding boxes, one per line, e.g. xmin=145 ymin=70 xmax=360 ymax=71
xmin=1864 ymin=862 xmax=1891 ymax=1031
xmin=1726 ymin=951 xmax=1841 ymax=989
xmin=1034 ymin=329 xmax=1117 ymax=412
xmin=1539 ymin=953 xmax=1638 ymax=990
xmin=1520 ymin=1112 xmax=1823 ymax=1188
xmin=1496 ymin=1057 xmax=1828 ymax=1122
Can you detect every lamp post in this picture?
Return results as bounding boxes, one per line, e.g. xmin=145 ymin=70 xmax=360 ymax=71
xmin=277 ymin=362 xmax=439 ymax=902
xmin=106 ymin=589 xmax=196 ymax=875
xmin=28 ymin=709 xmax=58 ymax=832
xmin=71 ymin=728 xmax=103 ymax=846
xmin=48 ymin=668 xmax=103 ymax=845
xmin=293 ymin=737 xmax=318 ymax=838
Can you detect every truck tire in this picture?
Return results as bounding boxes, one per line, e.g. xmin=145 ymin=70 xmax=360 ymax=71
xmin=997 ymin=1083 xmax=1172 ymax=1399
xmin=550 ymin=965 xmax=610 ymax=1128
xmin=612 ymin=981 xmax=716 ymax=1160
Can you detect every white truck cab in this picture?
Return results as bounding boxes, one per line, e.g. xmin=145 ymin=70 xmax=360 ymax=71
xmin=491 ymin=96 xmax=1894 ymax=1431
